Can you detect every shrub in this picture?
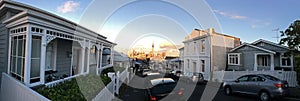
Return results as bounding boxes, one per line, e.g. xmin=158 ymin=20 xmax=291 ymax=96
xmin=36 ymin=74 xmax=112 ymax=101
xmin=37 ymin=79 xmax=86 ymax=101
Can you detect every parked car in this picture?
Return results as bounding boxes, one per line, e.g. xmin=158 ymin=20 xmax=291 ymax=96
xmin=145 ymin=72 xmax=163 ymax=80
xmin=180 ymin=72 xmax=206 ymax=84
xmin=168 ymin=70 xmax=183 ymax=81
xmin=146 ymin=78 xmax=184 ymax=101
xmin=191 ymin=72 xmax=206 ymax=84
xmin=223 ymin=74 xmax=289 ymax=101
xmin=142 ymin=69 xmax=152 ymax=77
xmin=171 ymin=70 xmax=183 ymax=76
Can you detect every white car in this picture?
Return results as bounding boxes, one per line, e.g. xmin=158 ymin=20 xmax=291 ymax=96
xmin=182 ymin=72 xmax=206 ymax=84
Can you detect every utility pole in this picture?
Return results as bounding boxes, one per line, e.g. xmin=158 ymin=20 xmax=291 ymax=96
xmin=272 ymin=28 xmax=280 ymax=42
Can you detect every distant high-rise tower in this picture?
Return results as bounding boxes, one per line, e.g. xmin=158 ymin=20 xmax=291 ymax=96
xmin=152 ymin=40 xmax=154 ymax=53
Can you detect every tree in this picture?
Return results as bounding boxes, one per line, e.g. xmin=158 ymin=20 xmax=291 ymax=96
xmin=279 ymin=20 xmax=300 ymax=85
xmin=279 ymin=20 xmax=300 ymax=52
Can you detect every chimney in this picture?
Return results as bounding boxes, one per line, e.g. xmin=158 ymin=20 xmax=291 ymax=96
xmin=209 ymin=28 xmax=215 ymax=34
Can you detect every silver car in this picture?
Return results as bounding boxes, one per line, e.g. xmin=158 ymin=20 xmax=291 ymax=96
xmin=223 ymin=74 xmax=289 ymax=101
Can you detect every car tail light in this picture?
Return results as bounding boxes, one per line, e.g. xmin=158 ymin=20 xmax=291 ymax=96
xmin=150 ymin=96 xmax=156 ymax=101
xmin=178 ymin=88 xmax=184 ymax=95
xmin=274 ymin=83 xmax=282 ymax=88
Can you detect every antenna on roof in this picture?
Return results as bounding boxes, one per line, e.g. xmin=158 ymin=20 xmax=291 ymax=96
xmin=272 ymin=28 xmax=280 ymax=42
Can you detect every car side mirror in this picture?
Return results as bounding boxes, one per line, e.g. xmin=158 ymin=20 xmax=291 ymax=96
xmin=234 ymin=80 xmax=239 ymax=82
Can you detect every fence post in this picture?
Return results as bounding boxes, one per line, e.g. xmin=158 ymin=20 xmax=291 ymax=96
xmin=116 ymin=71 xmax=120 ymax=95
xmin=127 ymin=67 xmax=130 ymax=84
xmin=112 ymin=74 xmax=116 ymax=99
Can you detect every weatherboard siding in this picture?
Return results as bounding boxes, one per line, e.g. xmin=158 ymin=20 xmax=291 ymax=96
xmin=0 ymin=23 xmax=8 ymax=88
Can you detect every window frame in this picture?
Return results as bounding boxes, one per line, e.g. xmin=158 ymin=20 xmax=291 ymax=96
xmin=200 ymin=39 xmax=205 ymax=53
xmin=280 ymin=55 xmax=292 ymax=67
xmin=30 ymin=35 xmax=42 ymax=83
xmin=228 ymin=53 xmax=240 ymax=65
xmin=257 ymin=55 xmax=270 ymax=67
xmin=10 ymin=35 xmax=26 ymax=82
xmin=201 ymin=60 xmax=205 ymax=72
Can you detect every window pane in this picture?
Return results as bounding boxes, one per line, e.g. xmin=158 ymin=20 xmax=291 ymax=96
xmin=17 ymin=39 xmax=24 ymax=56
xmin=32 ymin=27 xmax=35 ymax=32
xmin=238 ymin=76 xmax=248 ymax=81
xmin=287 ymin=58 xmax=291 ymax=66
xmin=201 ymin=60 xmax=205 ymax=72
xmin=13 ymin=38 xmax=17 ymax=56
xmin=31 ymin=36 xmax=41 ymax=58
xmin=30 ymin=59 xmax=40 ymax=78
xmin=201 ymin=40 xmax=205 ymax=52
xmin=22 ymin=38 xmax=26 ymax=57
xmin=282 ymin=59 xmax=286 ymax=66
xmin=11 ymin=57 xmax=16 ymax=72
xmin=31 ymin=35 xmax=41 ymax=80
xmin=17 ymin=57 xmax=22 ymax=75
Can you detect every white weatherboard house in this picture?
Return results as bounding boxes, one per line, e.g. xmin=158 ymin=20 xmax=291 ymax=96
xmin=183 ymin=28 xmax=240 ymax=80
xmin=0 ymin=0 xmax=116 ymax=87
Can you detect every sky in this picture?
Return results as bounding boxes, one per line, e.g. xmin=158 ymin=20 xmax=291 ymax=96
xmin=14 ymin=0 xmax=300 ymax=54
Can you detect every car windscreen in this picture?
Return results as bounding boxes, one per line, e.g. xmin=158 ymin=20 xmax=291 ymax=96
xmin=263 ymin=75 xmax=280 ymax=81
xmin=150 ymin=82 xmax=176 ymax=95
xmin=194 ymin=73 xmax=203 ymax=77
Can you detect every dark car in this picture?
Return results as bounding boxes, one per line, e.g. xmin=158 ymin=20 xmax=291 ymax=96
xmin=146 ymin=78 xmax=184 ymax=101
xmin=168 ymin=70 xmax=183 ymax=81
xmin=189 ymin=72 xmax=206 ymax=84
xmin=223 ymin=74 xmax=289 ymax=101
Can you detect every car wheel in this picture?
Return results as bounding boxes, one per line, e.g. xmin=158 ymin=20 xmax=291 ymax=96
xmin=224 ymin=86 xmax=232 ymax=95
xmin=259 ymin=91 xmax=270 ymax=101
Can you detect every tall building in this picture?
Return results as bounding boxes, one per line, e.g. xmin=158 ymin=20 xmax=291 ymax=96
xmin=152 ymin=40 xmax=154 ymax=53
xmin=183 ymin=28 xmax=240 ymax=80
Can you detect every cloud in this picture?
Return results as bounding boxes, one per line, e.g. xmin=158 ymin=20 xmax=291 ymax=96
xmin=159 ymin=42 xmax=180 ymax=57
xmin=251 ymin=25 xmax=257 ymax=28
xmin=213 ymin=10 xmax=247 ymax=20
xmin=57 ymin=1 xmax=80 ymax=13
xmin=159 ymin=42 xmax=177 ymax=49
xmin=214 ymin=10 xmax=271 ymax=29
xmin=251 ymin=21 xmax=271 ymax=29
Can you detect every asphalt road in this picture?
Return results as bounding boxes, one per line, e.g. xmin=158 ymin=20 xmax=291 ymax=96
xmin=114 ymin=74 xmax=300 ymax=101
